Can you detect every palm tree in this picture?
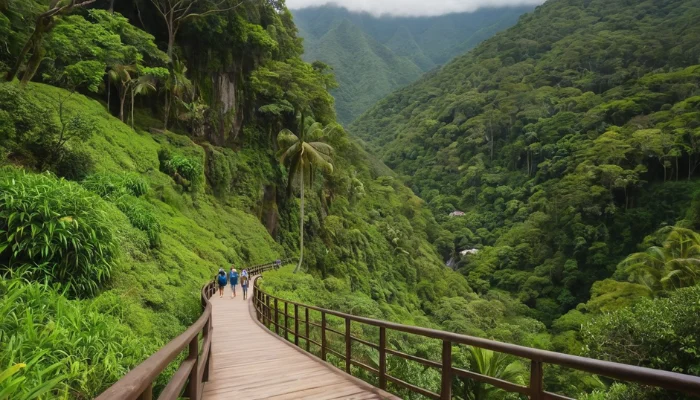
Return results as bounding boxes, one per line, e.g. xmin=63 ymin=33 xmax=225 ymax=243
xmin=108 ymin=64 xmax=136 ymax=122
xmin=277 ymin=115 xmax=336 ymax=273
xmin=164 ymin=59 xmax=192 ymax=130
xmin=620 ymin=227 xmax=700 ymax=292
xmin=463 ymin=347 xmax=527 ymax=400
xmin=129 ymin=75 xmax=157 ymax=130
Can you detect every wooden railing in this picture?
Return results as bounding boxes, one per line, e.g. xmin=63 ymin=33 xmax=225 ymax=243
xmin=253 ymin=277 xmax=700 ymax=399
xmin=96 ymin=260 xmax=284 ymax=400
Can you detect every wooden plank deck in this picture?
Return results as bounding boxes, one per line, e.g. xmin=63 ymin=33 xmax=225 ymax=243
xmin=202 ymin=284 xmax=398 ymax=400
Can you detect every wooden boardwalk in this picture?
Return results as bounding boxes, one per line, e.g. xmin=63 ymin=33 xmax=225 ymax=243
xmin=202 ymin=284 xmax=397 ymax=400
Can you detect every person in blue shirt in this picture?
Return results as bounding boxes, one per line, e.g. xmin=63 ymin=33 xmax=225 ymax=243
xmin=229 ymin=266 xmax=239 ymax=299
xmin=216 ymin=268 xmax=227 ymax=298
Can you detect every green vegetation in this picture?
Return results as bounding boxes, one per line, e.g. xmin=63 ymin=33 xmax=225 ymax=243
xmin=350 ymin=0 xmax=700 ymax=396
xmin=1 ymin=0 xmax=699 ymax=398
xmin=0 ymin=279 xmax=153 ymax=399
xmin=277 ymin=118 xmax=337 ymax=272
xmin=0 ymin=169 xmax=117 ymax=298
xmin=293 ymin=5 xmax=533 ymax=124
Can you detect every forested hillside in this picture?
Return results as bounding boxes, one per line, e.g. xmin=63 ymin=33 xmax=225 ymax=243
xmin=293 ymin=5 xmax=533 ymax=124
xmin=352 ymin=0 xmax=700 ymax=395
xmin=0 ymin=0 xmax=469 ymax=397
xmin=1 ymin=0 xmax=700 ymax=398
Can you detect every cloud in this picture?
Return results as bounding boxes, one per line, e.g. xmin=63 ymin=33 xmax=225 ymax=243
xmin=286 ymin=0 xmax=546 ymax=17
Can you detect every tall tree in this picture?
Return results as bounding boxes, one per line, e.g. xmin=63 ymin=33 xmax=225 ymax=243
xmin=277 ymin=116 xmax=336 ymax=273
xmin=5 ymin=0 xmax=99 ymax=84
xmin=129 ymin=74 xmax=157 ymax=129
xmin=108 ymin=64 xmax=136 ymax=122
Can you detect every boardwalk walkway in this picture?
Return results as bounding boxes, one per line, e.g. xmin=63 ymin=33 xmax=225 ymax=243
xmin=202 ymin=284 xmax=397 ymax=400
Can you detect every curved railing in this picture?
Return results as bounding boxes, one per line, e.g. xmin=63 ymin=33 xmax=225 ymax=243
xmin=96 ymin=260 xmax=284 ymax=400
xmin=252 ymin=277 xmax=700 ymax=400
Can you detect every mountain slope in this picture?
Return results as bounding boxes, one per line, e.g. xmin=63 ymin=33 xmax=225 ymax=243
xmin=303 ymin=20 xmax=424 ymax=125
xmin=292 ymin=5 xmax=534 ymax=124
xmin=351 ymin=0 xmax=700 ymax=317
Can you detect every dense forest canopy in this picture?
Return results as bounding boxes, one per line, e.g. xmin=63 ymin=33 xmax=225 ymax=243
xmin=0 ymin=0 xmax=699 ymax=398
xmin=293 ymin=4 xmax=533 ymax=124
xmin=353 ymin=0 xmax=700 ymax=312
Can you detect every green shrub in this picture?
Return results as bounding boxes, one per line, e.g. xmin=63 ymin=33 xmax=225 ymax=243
xmin=115 ymin=196 xmax=161 ymax=247
xmin=0 ymin=168 xmax=118 ymax=298
xmin=0 ymin=279 xmax=152 ymax=399
xmin=583 ymin=285 xmax=700 ymax=379
xmin=0 ymin=83 xmax=94 ymax=173
xmin=53 ymin=148 xmax=95 ymax=180
xmin=122 ymin=173 xmax=149 ymax=197
xmin=82 ymin=172 xmax=149 ymax=199
xmin=158 ymin=149 xmax=203 ymax=192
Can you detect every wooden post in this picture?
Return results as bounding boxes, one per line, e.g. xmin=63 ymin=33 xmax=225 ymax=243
xmin=294 ymin=304 xmax=300 ymax=347
xmin=137 ymin=383 xmax=152 ymax=400
xmin=321 ymin=312 xmax=327 ymax=361
xmin=379 ymin=327 xmax=387 ymax=390
xmin=345 ymin=318 xmax=351 ymax=373
xmin=440 ymin=340 xmax=452 ymax=400
xmin=284 ymin=302 xmax=289 ymax=340
xmin=275 ymin=298 xmax=279 ymax=335
xmin=529 ymin=360 xmax=544 ymax=400
xmin=186 ymin=335 xmax=199 ymax=400
xmin=305 ymin=307 xmax=310 ymax=352
xmin=266 ymin=295 xmax=271 ymax=328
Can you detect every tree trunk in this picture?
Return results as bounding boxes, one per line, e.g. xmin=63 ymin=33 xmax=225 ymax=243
xmin=130 ymin=88 xmax=135 ymax=130
xmin=20 ymin=44 xmax=44 ymax=86
xmin=6 ymin=14 xmax=48 ymax=82
xmin=107 ymin=76 xmax=111 ymax=113
xmin=294 ymin=173 xmax=305 ymax=274
xmin=109 ymin=0 xmax=114 ymax=13
xmin=164 ymin=89 xmax=171 ymax=130
xmin=119 ymin=89 xmax=126 ymax=122
xmin=167 ymin=29 xmax=175 ymax=62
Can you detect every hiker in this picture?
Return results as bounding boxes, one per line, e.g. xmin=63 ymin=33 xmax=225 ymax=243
xmin=240 ymin=269 xmax=250 ymax=300
xmin=229 ymin=266 xmax=239 ymax=299
xmin=217 ymin=268 xmax=227 ymax=298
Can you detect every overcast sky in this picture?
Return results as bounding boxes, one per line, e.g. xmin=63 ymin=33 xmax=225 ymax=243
xmin=286 ymin=0 xmax=546 ymax=17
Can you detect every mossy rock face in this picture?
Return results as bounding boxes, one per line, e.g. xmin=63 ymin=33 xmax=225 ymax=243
xmin=260 ymin=184 xmax=281 ymax=237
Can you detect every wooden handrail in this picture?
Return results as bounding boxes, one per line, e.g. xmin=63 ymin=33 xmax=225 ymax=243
xmin=253 ymin=277 xmax=700 ymax=399
xmin=96 ymin=260 xmax=286 ymax=400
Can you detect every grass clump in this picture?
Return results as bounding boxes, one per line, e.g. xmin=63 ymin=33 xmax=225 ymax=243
xmin=115 ymin=196 xmax=161 ymax=247
xmin=0 ymin=168 xmax=117 ymax=298
xmin=158 ymin=148 xmax=203 ymax=192
xmin=0 ymin=279 xmax=153 ymax=399
xmin=82 ymin=172 xmax=149 ymax=199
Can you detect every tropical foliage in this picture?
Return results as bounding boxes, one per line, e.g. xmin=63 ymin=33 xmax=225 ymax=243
xmin=277 ymin=118 xmax=335 ymax=272
xmin=1 ymin=0 xmax=700 ymax=398
xmin=352 ymin=0 xmax=700 ymax=324
xmin=0 ymin=169 xmax=117 ymax=298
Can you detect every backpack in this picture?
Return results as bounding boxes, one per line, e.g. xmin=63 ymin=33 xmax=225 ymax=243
xmin=240 ymin=274 xmax=249 ymax=286
xmin=230 ymin=271 xmax=238 ymax=282
xmin=217 ymin=272 xmax=227 ymax=286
